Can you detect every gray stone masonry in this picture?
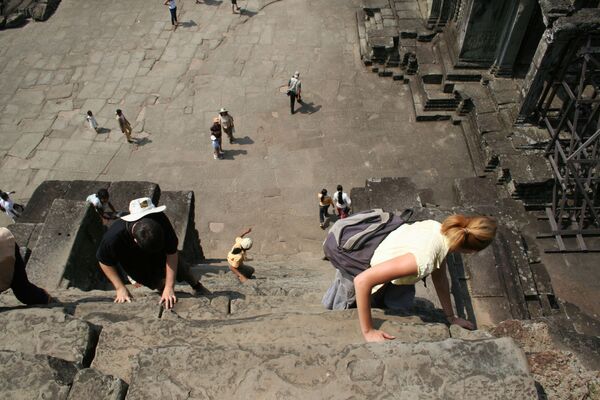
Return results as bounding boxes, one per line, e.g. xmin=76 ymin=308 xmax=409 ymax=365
xmin=125 ymin=339 xmax=537 ymax=399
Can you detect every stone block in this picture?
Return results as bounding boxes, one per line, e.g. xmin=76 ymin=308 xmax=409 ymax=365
xmin=63 ymin=180 xmax=111 ymax=202
xmin=0 ymin=350 xmax=77 ymax=400
xmin=362 ymin=177 xmax=421 ymax=212
xmin=26 ymin=199 xmax=106 ymax=290
xmin=126 ymin=338 xmax=537 ymax=399
xmin=5 ymin=222 xmax=42 ymax=250
xmin=92 ymin=310 xmax=449 ymax=382
xmin=0 ymin=308 xmax=95 ymax=368
xmin=453 ymin=177 xmax=499 ymax=206
xmin=449 ymin=324 xmax=493 ymax=340
xmin=7 ymin=132 xmax=45 ymax=159
xmin=160 ymin=191 xmax=203 ymax=264
xmin=106 ymin=181 xmax=160 ymax=214
xmin=73 ymin=295 xmax=229 ymax=327
xmin=67 ymin=368 xmax=128 ymax=400
xmin=19 ymin=180 xmax=72 ymax=223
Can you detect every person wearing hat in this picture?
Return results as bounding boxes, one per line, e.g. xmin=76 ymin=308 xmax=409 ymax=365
xmin=96 ymin=197 xmax=210 ymax=309
xmin=218 ymin=108 xmax=236 ymax=144
xmin=210 ymin=117 xmax=224 ymax=159
xmin=227 ymin=228 xmax=255 ymax=283
xmin=287 ymin=71 xmax=302 ymax=114
xmin=0 ymin=227 xmax=52 ymax=305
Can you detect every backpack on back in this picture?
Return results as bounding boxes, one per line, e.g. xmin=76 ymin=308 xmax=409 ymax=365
xmin=323 ymin=208 xmax=412 ymax=277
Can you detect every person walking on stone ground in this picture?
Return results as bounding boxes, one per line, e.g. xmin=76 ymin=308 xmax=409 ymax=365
xmin=333 ymin=185 xmax=351 ymax=219
xmin=227 ymin=227 xmax=255 ymax=283
xmin=323 ymin=213 xmax=497 ymax=342
xmin=164 ymin=0 xmax=179 ymax=30
xmin=210 ymin=117 xmax=224 ymax=159
xmin=218 ymin=108 xmax=236 ymax=144
xmin=96 ymin=197 xmax=211 ymax=309
xmin=1 ymin=228 xmax=53 ymax=305
xmin=86 ymin=110 xmax=99 ymax=133
xmin=287 ymin=71 xmax=302 ymax=114
xmin=231 ymin=0 xmax=241 ymax=13
xmin=0 ymin=190 xmax=24 ymax=222
xmin=318 ymin=188 xmax=334 ymax=229
xmin=86 ymin=188 xmax=119 ymax=224
xmin=115 ymin=109 xmax=133 ymax=143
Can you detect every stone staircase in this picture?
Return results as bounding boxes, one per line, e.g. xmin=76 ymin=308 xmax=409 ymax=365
xmin=0 ymin=256 xmax=539 ymax=399
xmin=2 ymin=177 xmax=600 ymax=397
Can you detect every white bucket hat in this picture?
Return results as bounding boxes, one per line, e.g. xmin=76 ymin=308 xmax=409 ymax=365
xmin=121 ymin=197 xmax=166 ymax=222
xmin=219 ymin=108 xmax=228 ymax=113
xmin=293 ymin=71 xmax=299 ymax=78
xmin=240 ymin=237 xmax=253 ymax=250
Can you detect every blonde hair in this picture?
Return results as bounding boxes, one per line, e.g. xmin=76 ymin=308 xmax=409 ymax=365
xmin=441 ymin=214 xmax=497 ymax=252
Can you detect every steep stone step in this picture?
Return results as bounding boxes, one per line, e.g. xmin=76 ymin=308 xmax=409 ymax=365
xmin=91 ymin=309 xmax=451 ymax=382
xmin=26 ymin=198 xmax=106 ymax=291
xmin=230 ymin=294 xmax=325 ymax=316
xmin=160 ymin=190 xmax=203 ymax=264
xmin=125 ymin=338 xmax=537 ymax=399
xmin=193 ymin=260 xmax=333 ymax=298
xmin=0 ymin=350 xmax=78 ymax=400
xmin=0 ymin=308 xmax=95 ymax=368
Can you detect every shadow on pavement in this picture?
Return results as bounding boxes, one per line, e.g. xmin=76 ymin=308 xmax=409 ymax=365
xmin=133 ymin=137 xmax=152 ymax=147
xmin=297 ymin=101 xmax=321 ymax=114
xmin=221 ymin=149 xmax=247 ymax=160
xmin=97 ymin=128 xmax=111 ymax=134
xmin=235 ymin=136 xmax=254 ymax=145
xmin=180 ymin=20 xmax=197 ymax=28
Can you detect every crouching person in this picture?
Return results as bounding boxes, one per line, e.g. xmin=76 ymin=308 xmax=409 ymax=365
xmin=0 ymin=228 xmax=52 ymax=305
xmin=96 ymin=198 xmax=210 ymax=309
xmin=227 ymin=228 xmax=255 ymax=283
xmin=323 ymin=209 xmax=497 ymax=342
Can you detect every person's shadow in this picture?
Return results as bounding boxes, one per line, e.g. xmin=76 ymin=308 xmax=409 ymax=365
xmin=221 ymin=149 xmax=247 ymax=160
xmin=180 ymin=20 xmax=197 ymax=28
xmin=235 ymin=136 xmax=254 ymax=145
xmin=97 ymin=128 xmax=111 ymax=134
xmin=239 ymin=8 xmax=258 ymax=17
xmin=200 ymin=0 xmax=223 ymax=5
xmin=297 ymin=101 xmax=322 ymax=115
xmin=133 ymin=137 xmax=152 ymax=147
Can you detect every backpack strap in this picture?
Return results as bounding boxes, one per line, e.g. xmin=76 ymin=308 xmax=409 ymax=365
xmin=329 ymin=209 xmax=391 ymax=250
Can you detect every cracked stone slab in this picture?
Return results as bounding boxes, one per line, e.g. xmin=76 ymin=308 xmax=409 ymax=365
xmin=126 ymin=338 xmax=537 ymax=399
xmin=92 ymin=310 xmax=449 ymax=382
xmin=7 ymin=132 xmax=45 ymax=159
xmin=67 ymin=368 xmax=128 ymax=400
xmin=0 ymin=308 xmax=95 ymax=368
xmin=0 ymin=350 xmax=78 ymax=400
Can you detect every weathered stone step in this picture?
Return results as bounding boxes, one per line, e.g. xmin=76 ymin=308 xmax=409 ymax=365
xmin=125 ymin=338 xmax=537 ymax=399
xmin=27 ymin=198 xmax=106 ymax=291
xmin=92 ymin=309 xmax=451 ymax=382
xmin=0 ymin=308 xmax=95 ymax=368
xmin=230 ymin=294 xmax=325 ymax=316
xmin=0 ymin=350 xmax=78 ymax=400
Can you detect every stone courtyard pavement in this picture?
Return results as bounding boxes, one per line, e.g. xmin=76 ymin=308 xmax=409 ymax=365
xmin=0 ymin=0 xmax=474 ymax=259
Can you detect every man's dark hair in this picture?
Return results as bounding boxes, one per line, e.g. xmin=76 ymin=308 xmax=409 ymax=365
xmin=97 ymin=188 xmax=109 ymax=200
xmin=131 ymin=218 xmax=165 ymax=253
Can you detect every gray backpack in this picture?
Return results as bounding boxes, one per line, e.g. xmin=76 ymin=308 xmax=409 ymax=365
xmin=323 ymin=209 xmax=413 ymax=277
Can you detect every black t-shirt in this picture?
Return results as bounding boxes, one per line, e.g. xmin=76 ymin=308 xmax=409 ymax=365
xmin=96 ymin=213 xmax=178 ymax=287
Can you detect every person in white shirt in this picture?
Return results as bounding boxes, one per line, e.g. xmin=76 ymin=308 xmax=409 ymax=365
xmin=164 ymin=0 xmax=178 ymax=30
xmin=287 ymin=71 xmax=302 ymax=114
xmin=0 ymin=191 xmax=23 ymax=222
xmin=86 ymin=189 xmax=118 ymax=224
xmin=86 ymin=110 xmax=99 ymax=133
xmin=333 ymin=185 xmax=351 ymax=219
xmin=218 ymin=108 xmax=236 ymax=144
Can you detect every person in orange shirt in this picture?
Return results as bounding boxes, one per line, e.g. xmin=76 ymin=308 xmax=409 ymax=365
xmin=227 ymin=228 xmax=254 ymax=283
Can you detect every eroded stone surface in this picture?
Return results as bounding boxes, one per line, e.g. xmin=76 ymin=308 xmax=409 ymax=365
xmin=67 ymin=368 xmax=128 ymax=400
xmin=92 ymin=310 xmax=450 ymax=382
xmin=126 ymin=339 xmax=537 ymax=399
xmin=0 ymin=350 xmax=77 ymax=400
xmin=0 ymin=308 xmax=94 ymax=368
